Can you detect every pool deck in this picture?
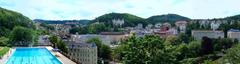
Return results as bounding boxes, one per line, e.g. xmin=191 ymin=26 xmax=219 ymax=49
xmin=0 ymin=47 xmax=76 ymax=64
xmin=46 ymin=46 xmax=76 ymax=64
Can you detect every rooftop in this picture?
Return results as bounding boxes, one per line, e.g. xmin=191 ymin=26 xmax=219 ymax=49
xmin=100 ymin=32 xmax=126 ymax=35
xmin=228 ymin=29 xmax=240 ymax=32
xmin=64 ymin=41 xmax=97 ymax=48
xmin=192 ymin=30 xmax=223 ymax=32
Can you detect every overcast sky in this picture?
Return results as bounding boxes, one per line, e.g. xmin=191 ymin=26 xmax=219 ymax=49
xmin=0 ymin=0 xmax=240 ymax=20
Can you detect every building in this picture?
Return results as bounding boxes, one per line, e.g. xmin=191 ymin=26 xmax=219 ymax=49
xmin=71 ymin=34 xmax=111 ymax=45
xmin=37 ymin=35 xmax=51 ymax=46
xmin=71 ymin=33 xmax=127 ymax=47
xmin=162 ymin=22 xmax=171 ymax=28
xmin=154 ymin=28 xmax=177 ymax=38
xmin=154 ymin=23 xmax=162 ymax=29
xmin=135 ymin=23 xmax=143 ymax=29
xmin=175 ymin=21 xmax=187 ymax=33
xmin=65 ymin=41 xmax=97 ymax=64
xmin=228 ymin=29 xmax=240 ymax=40
xmin=146 ymin=24 xmax=153 ymax=29
xmin=210 ymin=22 xmax=220 ymax=31
xmin=192 ymin=30 xmax=224 ymax=40
xmin=100 ymin=32 xmax=128 ymax=46
xmin=112 ymin=19 xmax=124 ymax=27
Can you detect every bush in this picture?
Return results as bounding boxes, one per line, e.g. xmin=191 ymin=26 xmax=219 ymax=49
xmin=0 ymin=47 xmax=10 ymax=57
xmin=217 ymin=44 xmax=240 ymax=64
xmin=0 ymin=37 xmax=9 ymax=46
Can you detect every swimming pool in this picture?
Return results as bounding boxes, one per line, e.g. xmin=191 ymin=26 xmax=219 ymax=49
xmin=6 ymin=48 xmax=61 ymax=64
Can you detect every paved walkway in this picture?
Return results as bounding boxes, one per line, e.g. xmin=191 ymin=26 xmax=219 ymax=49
xmin=46 ymin=47 xmax=76 ymax=64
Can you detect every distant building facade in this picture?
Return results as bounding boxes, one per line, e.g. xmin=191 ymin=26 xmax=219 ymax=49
xmin=210 ymin=22 xmax=220 ymax=31
xmin=154 ymin=23 xmax=162 ymax=29
xmin=65 ymin=42 xmax=97 ymax=64
xmin=154 ymin=28 xmax=177 ymax=38
xmin=175 ymin=21 xmax=187 ymax=33
xmin=192 ymin=30 xmax=224 ymax=40
xmin=71 ymin=33 xmax=127 ymax=47
xmin=228 ymin=29 xmax=240 ymax=40
xmin=112 ymin=19 xmax=124 ymax=27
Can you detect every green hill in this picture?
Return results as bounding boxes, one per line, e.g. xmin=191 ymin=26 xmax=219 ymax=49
xmin=91 ymin=13 xmax=146 ymax=27
xmin=34 ymin=19 xmax=90 ymax=25
xmin=146 ymin=14 xmax=191 ymax=24
xmin=0 ymin=7 xmax=35 ymax=36
xmin=224 ymin=14 xmax=240 ymax=20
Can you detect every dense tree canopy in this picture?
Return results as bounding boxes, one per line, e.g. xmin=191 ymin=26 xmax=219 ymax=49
xmin=114 ymin=35 xmax=181 ymax=64
xmin=0 ymin=7 xmax=35 ymax=37
xmin=146 ymin=14 xmax=190 ymax=24
xmin=112 ymin=34 xmax=240 ymax=64
xmin=9 ymin=26 xmax=36 ymax=46
xmin=217 ymin=44 xmax=240 ymax=64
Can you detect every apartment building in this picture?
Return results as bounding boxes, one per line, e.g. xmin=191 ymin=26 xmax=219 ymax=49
xmin=228 ymin=29 xmax=240 ymax=40
xmin=65 ymin=42 xmax=97 ymax=64
xmin=192 ymin=30 xmax=224 ymax=40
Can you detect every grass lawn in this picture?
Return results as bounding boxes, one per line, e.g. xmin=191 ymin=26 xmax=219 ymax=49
xmin=0 ymin=47 xmax=10 ymax=57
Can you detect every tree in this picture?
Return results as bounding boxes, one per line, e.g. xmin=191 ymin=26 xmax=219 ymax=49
xmin=164 ymin=35 xmax=178 ymax=45
xmin=0 ymin=7 xmax=35 ymax=37
xmin=217 ymin=44 xmax=240 ymax=64
xmin=186 ymin=41 xmax=201 ymax=58
xmin=87 ymin=23 xmax=110 ymax=34
xmin=69 ymin=27 xmax=82 ymax=34
xmin=113 ymin=44 xmax=126 ymax=61
xmin=9 ymin=26 xmax=36 ymax=46
xmin=69 ymin=27 xmax=88 ymax=34
xmin=201 ymin=37 xmax=213 ymax=55
xmin=186 ymin=22 xmax=200 ymax=36
xmin=213 ymin=38 xmax=235 ymax=51
xmin=178 ymin=33 xmax=192 ymax=44
xmin=39 ymin=23 xmax=54 ymax=30
xmin=57 ymin=39 xmax=68 ymax=53
xmin=115 ymin=35 xmax=179 ymax=64
xmin=49 ymin=35 xmax=68 ymax=53
xmin=0 ymin=37 xmax=9 ymax=46
xmin=49 ymin=35 xmax=59 ymax=48
xmin=233 ymin=38 xmax=239 ymax=44
xmin=87 ymin=38 xmax=112 ymax=63
xmin=219 ymin=23 xmax=231 ymax=37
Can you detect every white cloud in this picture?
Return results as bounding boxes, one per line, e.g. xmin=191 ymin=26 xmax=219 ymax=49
xmin=0 ymin=0 xmax=240 ymax=20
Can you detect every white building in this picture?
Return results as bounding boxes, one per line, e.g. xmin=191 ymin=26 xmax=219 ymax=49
xmin=168 ymin=28 xmax=178 ymax=35
xmin=175 ymin=21 xmax=187 ymax=33
xmin=210 ymin=22 xmax=220 ymax=31
xmin=135 ymin=23 xmax=143 ymax=29
xmin=112 ymin=19 xmax=124 ymax=27
xmin=192 ymin=30 xmax=224 ymax=40
xmin=154 ymin=23 xmax=162 ymax=29
xmin=146 ymin=24 xmax=153 ymax=29
xmin=65 ymin=42 xmax=97 ymax=64
xmin=228 ymin=29 xmax=240 ymax=40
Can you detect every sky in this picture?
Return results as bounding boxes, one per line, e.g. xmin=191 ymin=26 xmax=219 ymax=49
xmin=0 ymin=0 xmax=240 ymax=20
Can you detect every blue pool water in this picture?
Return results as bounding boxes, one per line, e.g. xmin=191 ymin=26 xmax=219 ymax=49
xmin=6 ymin=48 xmax=61 ymax=64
